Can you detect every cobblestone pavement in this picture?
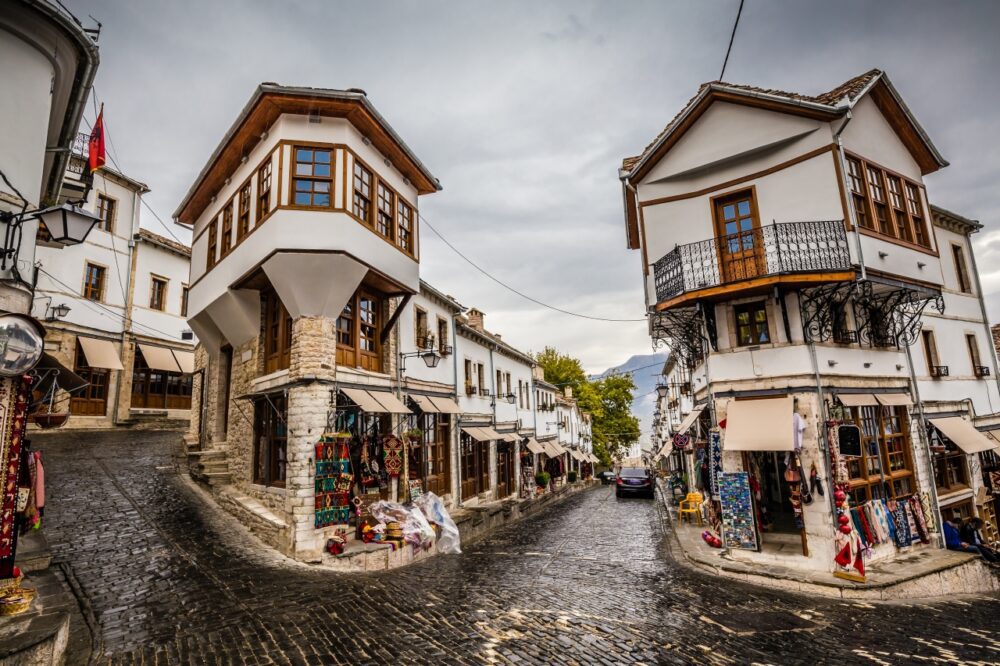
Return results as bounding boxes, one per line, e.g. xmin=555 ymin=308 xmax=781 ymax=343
xmin=32 ymin=430 xmax=1000 ymax=665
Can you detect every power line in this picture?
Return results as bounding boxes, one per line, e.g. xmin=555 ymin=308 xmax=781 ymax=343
xmin=719 ymin=0 xmax=745 ymax=81
xmin=420 ymin=214 xmax=646 ymax=323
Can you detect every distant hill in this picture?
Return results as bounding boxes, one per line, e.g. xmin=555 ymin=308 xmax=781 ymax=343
xmin=592 ymin=352 xmax=668 ymax=452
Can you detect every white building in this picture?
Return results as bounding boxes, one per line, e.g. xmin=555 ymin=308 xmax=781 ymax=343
xmin=619 ymin=69 xmax=1000 ymax=574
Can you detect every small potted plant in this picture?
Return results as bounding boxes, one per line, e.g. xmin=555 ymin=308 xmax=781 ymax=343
xmin=568 ymin=470 xmax=578 ymax=483
xmin=404 ymin=428 xmax=423 ymax=443
xmin=534 ymin=471 xmax=550 ymax=492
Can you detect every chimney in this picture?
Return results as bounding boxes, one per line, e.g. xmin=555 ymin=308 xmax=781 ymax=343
xmin=494 ymin=333 xmax=501 ymax=342
xmin=532 ymin=366 xmax=545 ymax=381
xmin=564 ymin=386 xmax=573 ymax=398
xmin=467 ymin=308 xmax=485 ymax=332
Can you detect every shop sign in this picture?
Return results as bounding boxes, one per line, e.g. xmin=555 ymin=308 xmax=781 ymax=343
xmin=709 ymin=429 xmax=723 ymax=500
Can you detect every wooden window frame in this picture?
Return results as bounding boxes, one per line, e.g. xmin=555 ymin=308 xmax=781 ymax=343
xmin=922 ymin=329 xmax=941 ymax=376
xmin=966 ymin=333 xmax=987 ymax=377
xmin=257 ymin=156 xmax=273 ymax=222
xmin=376 ymin=181 xmax=396 ymax=242
xmin=206 ymin=218 xmax=218 ymax=270
xmin=262 ymin=286 xmax=293 ymax=375
xmin=397 ymin=199 xmax=414 ymax=255
xmin=932 ymin=435 xmax=970 ymax=495
xmin=346 ymin=150 xmax=418 ymax=260
xmin=335 ymin=287 xmax=384 ymax=373
xmin=845 ymin=152 xmax=933 ymax=251
xmin=842 ymin=405 xmax=916 ymax=504
xmin=464 ymin=359 xmax=473 ymax=395
xmin=149 ymin=274 xmax=169 ymax=311
xmin=734 ymin=301 xmax=770 ymax=347
xmin=96 ymin=193 xmax=117 ymax=233
xmin=220 ymin=202 xmax=234 ymax=256
xmin=181 ymin=284 xmax=190 ymax=317
xmin=291 ymin=146 xmax=333 ymax=209
xmin=952 ymin=244 xmax=972 ymax=294
xmin=131 ymin=348 xmax=193 ymax=410
xmin=352 ymin=160 xmax=373 ymax=223
xmin=437 ymin=316 xmax=449 ymax=355
xmin=69 ymin=339 xmax=110 ymax=416
xmin=82 ymin=261 xmax=107 ymax=302
xmin=237 ymin=180 xmax=252 ymax=241
xmin=415 ymin=306 xmax=430 ymax=349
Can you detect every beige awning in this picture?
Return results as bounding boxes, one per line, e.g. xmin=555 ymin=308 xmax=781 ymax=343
xmin=172 ymin=349 xmax=195 ymax=374
xmin=497 ymin=432 xmax=519 ymax=443
xmin=475 ymin=426 xmax=502 ymax=441
xmin=676 ymin=406 xmax=705 ymax=435
xmin=78 ymin=337 xmax=123 ymax=370
xmin=876 ymin=393 xmax=912 ymax=407
xmin=589 ymin=453 xmax=600 ymax=463
xmin=429 ymin=396 xmax=461 ymax=414
xmin=656 ymin=442 xmax=673 ymax=459
xmin=462 ymin=427 xmax=492 ymax=442
xmin=930 ymin=417 xmax=999 ymax=454
xmin=543 ymin=441 xmax=564 ymax=457
xmin=138 ymin=344 xmax=181 ymax=373
xmin=368 ymin=391 xmax=412 ymax=414
xmin=525 ymin=438 xmax=545 ymax=455
xmin=837 ymin=393 xmax=879 ymax=407
xmin=723 ymin=396 xmax=794 ymax=451
xmin=342 ymin=388 xmax=388 ymax=413
xmin=409 ymin=394 xmax=440 ymax=413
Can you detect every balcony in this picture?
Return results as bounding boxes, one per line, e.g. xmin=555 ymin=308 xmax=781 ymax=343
xmin=652 ymin=220 xmax=853 ymax=307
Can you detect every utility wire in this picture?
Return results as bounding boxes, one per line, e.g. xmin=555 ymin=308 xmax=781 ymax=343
xmin=420 ymin=214 xmax=647 ymax=323
xmin=719 ymin=0 xmax=745 ymax=81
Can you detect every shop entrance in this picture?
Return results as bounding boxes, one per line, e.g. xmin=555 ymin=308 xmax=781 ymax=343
xmin=748 ymin=451 xmax=797 ymax=534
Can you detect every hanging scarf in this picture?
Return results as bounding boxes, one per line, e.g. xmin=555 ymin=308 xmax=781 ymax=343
xmin=889 ymin=500 xmax=911 ymax=548
xmin=850 ymin=508 xmax=868 ymax=547
xmin=908 ymin=496 xmax=930 ymax=544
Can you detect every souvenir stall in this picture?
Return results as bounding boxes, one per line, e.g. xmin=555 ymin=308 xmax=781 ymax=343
xmin=979 ymin=446 xmax=1000 ymax=545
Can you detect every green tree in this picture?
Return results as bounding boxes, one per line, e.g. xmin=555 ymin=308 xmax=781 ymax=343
xmin=535 ymin=347 xmax=639 ymax=465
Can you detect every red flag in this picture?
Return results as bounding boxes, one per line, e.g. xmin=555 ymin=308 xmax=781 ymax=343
xmin=88 ymin=104 xmax=106 ymax=173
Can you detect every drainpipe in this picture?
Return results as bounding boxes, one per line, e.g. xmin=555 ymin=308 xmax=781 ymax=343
xmin=113 ymin=194 xmax=140 ymax=426
xmin=832 ymin=110 xmax=866 ymax=281
xmin=904 ymin=343 xmax=945 ymax=549
xmin=452 ymin=312 xmax=462 ymax=504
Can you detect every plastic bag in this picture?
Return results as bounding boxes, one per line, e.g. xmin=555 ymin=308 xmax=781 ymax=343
xmin=369 ymin=500 xmax=435 ymax=547
xmin=414 ymin=492 xmax=461 ymax=554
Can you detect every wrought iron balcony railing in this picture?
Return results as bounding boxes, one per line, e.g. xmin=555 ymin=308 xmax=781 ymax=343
xmin=652 ymin=220 xmax=852 ymax=303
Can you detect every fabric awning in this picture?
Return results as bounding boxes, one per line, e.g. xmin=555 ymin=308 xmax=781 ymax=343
xmin=31 ymin=352 xmax=88 ymax=397
xmin=543 ymin=441 xmax=564 ymax=457
xmin=525 ymin=438 xmax=545 ymax=455
xmin=342 ymin=388 xmax=388 ymax=413
xmin=930 ymin=417 xmax=999 ymax=454
xmin=876 ymin=393 xmax=912 ymax=407
xmin=675 ymin=406 xmax=705 ymax=435
xmin=409 ymin=395 xmax=440 ymax=413
xmin=172 ymin=349 xmax=195 ymax=374
xmin=368 ymin=391 xmax=412 ymax=414
xmin=78 ymin=337 xmax=123 ymax=370
xmin=477 ymin=426 xmax=504 ymax=441
xmin=589 ymin=453 xmax=600 ymax=463
xmin=497 ymin=432 xmax=518 ymax=443
xmin=837 ymin=393 xmax=879 ymax=407
xmin=569 ymin=450 xmax=583 ymax=461
xmin=656 ymin=442 xmax=672 ymax=459
xmin=723 ymin=396 xmax=794 ymax=451
xmin=429 ymin=396 xmax=461 ymax=414
xmin=138 ymin=344 xmax=181 ymax=372
xmin=462 ymin=427 xmax=493 ymax=442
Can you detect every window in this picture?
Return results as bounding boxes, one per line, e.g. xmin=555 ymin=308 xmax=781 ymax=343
xmin=922 ymin=330 xmax=942 ymax=376
xmin=496 ymin=370 xmax=503 ymax=398
xmin=415 ymin=307 xmax=429 ymax=348
xmin=352 ymin=162 xmax=373 ymax=222
xmin=83 ymin=263 xmax=105 ymax=301
xmin=206 ymin=219 xmax=218 ymax=269
xmin=967 ymin=334 xmax=986 ymax=376
xmin=410 ymin=412 xmax=451 ymax=496
xmin=237 ymin=181 xmax=251 ymax=240
xmin=505 ymin=372 xmax=512 ymax=400
xmin=464 ymin=359 xmax=473 ymax=394
xmin=253 ymin=394 xmax=287 ymax=488
xmin=263 ymin=286 xmax=293 ymax=374
xmin=842 ymin=405 xmax=915 ymax=504
xmin=70 ymin=340 xmax=110 ymax=416
xmin=952 ymin=245 xmax=972 ymax=294
xmin=181 ymin=285 xmax=189 ymax=317
xmin=397 ymin=200 xmax=414 ymax=255
xmin=845 ymin=157 xmax=870 ymax=230
xmin=376 ymin=182 xmax=395 ymax=240
xmin=220 ymin=205 xmax=233 ymax=256
xmin=257 ymin=158 xmax=272 ymax=221
xmin=847 ymin=154 xmax=931 ymax=249
xmin=293 ymin=147 xmax=332 ymax=207
xmin=131 ymin=348 xmax=192 ymax=410
xmin=149 ymin=275 xmax=168 ymax=311
xmin=335 ymin=288 xmax=384 ymax=372
xmin=477 ymin=364 xmax=486 ymax=396
xmin=931 ymin=428 xmax=969 ymax=495
xmin=734 ymin=302 xmax=769 ymax=346
xmin=96 ymin=194 xmax=116 ymax=232
xmin=460 ymin=431 xmax=489 ymax=500
xmin=437 ymin=317 xmax=449 ymax=355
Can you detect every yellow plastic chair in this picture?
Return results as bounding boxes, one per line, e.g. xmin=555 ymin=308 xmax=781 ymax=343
xmin=678 ymin=492 xmax=704 ymax=526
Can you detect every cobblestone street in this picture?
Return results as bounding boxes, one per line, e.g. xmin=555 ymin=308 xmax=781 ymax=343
xmin=32 ymin=430 xmax=1000 ymax=665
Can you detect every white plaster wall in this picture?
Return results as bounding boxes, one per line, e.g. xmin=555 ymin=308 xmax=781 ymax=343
xmin=455 ymin=333 xmax=493 ymax=417
xmin=132 ymin=243 xmax=197 ymax=343
xmin=397 ymin=290 xmax=456 ymax=387
xmin=857 ymin=234 xmax=942 ymax=286
xmin=840 ymin=96 xmax=923 ymax=182
xmin=493 ymin=354 xmax=534 ymax=427
xmin=0 ymin=31 xmax=53 ymax=207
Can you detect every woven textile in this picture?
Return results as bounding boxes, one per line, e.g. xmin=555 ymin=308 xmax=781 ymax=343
xmin=0 ymin=377 xmax=30 ymax=580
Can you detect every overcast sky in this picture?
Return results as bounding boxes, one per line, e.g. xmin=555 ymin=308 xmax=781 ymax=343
xmin=70 ymin=0 xmax=1000 ymax=373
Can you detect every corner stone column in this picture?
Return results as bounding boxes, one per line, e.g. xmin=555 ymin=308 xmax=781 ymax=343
xmin=285 ymin=316 xmax=338 ymax=561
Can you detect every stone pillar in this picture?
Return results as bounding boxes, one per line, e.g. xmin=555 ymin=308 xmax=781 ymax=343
xmin=114 ymin=338 xmax=136 ymax=424
xmin=489 ymin=440 xmax=498 ymax=500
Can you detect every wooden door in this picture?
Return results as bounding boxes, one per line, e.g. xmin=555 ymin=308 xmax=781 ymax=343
xmin=714 ymin=190 xmax=763 ymax=283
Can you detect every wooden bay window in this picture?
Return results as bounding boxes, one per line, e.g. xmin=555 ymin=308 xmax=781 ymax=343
xmin=220 ymin=204 xmax=234 ymax=256
xmin=257 ymin=158 xmax=272 ymax=220
xmin=237 ymin=181 xmax=252 ymax=240
xmin=842 ymin=405 xmax=915 ymax=504
xmin=293 ymin=147 xmax=332 ymax=207
xmin=846 ymin=153 xmax=932 ymax=249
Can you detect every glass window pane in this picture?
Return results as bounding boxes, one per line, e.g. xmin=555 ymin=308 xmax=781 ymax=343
xmin=723 ymin=204 xmax=736 ymax=219
xmin=314 ymin=194 xmax=330 ymax=206
xmin=315 ymin=151 xmax=330 ymax=163
xmin=737 ymin=200 xmax=750 ymax=216
xmin=296 ymin=149 xmax=312 ymax=162
xmin=314 ymin=164 xmax=330 ymax=177
xmin=294 ymin=192 xmax=311 ymax=205
xmin=295 ymin=164 xmax=312 ymax=176
xmin=726 ymin=221 xmax=737 ymax=234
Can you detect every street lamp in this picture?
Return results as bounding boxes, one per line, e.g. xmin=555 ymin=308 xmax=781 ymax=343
xmin=656 ymin=383 xmax=668 ymax=399
xmin=400 ymin=349 xmax=441 ymax=372
xmin=32 ymin=203 xmax=103 ymax=248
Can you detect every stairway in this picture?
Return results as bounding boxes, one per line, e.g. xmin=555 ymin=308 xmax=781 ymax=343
xmin=187 ymin=444 xmax=231 ymax=487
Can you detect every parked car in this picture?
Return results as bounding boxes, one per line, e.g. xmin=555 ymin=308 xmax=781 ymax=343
xmin=616 ymin=467 xmax=654 ymax=499
xmin=599 ymin=471 xmax=616 ymax=485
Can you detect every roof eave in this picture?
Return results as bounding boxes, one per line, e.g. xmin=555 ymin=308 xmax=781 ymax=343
xmin=870 ymin=73 xmax=949 ymax=170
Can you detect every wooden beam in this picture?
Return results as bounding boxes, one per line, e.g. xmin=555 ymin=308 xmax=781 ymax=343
xmin=381 ymin=294 xmax=411 ymax=345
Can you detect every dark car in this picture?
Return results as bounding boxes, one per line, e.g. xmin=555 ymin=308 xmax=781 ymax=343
xmin=599 ymin=471 xmax=616 ymax=485
xmin=616 ymin=467 xmax=654 ymax=499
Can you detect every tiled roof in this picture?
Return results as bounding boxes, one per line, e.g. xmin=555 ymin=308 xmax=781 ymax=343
xmin=621 ymin=69 xmax=882 ymax=172
xmin=137 ymin=228 xmax=191 ymax=256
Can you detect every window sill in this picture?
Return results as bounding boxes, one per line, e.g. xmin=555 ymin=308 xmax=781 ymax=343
xmin=857 ymin=226 xmax=938 ymax=256
xmin=253 ymin=369 xmax=290 ymax=392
